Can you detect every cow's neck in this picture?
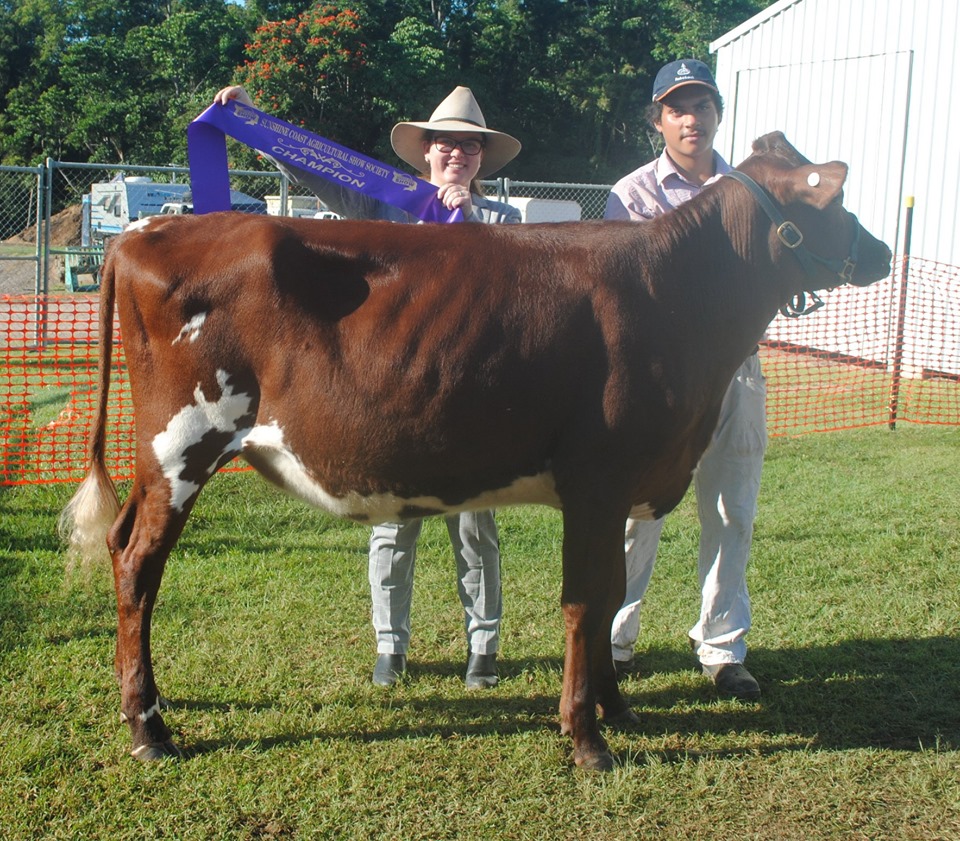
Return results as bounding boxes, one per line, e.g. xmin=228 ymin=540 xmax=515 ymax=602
xmin=650 ymin=187 xmax=787 ymax=370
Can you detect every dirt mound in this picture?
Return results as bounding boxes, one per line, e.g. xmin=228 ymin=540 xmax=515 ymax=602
xmin=1 ymin=205 xmax=83 ymax=294
xmin=4 ymin=204 xmax=83 ymax=247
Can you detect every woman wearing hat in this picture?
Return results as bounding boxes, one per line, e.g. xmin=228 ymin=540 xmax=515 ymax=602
xmin=213 ymin=84 xmax=521 ymax=689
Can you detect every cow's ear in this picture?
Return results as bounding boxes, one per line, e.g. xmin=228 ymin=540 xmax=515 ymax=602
xmin=752 ymin=130 xmax=790 ymax=155
xmin=780 ymin=161 xmax=848 ymax=209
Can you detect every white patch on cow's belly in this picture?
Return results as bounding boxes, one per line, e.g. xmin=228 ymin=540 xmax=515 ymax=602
xmin=242 ymin=421 xmax=561 ymax=522
xmin=152 ymin=370 xmax=255 ymax=511
xmin=172 ymin=312 xmax=207 ymax=344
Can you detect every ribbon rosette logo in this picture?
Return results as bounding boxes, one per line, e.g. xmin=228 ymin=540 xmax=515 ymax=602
xmin=392 ymin=172 xmax=418 ymax=192
xmin=234 ymin=105 xmax=261 ymax=126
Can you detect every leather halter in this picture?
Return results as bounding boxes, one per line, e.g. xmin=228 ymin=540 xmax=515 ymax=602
xmin=724 ymin=169 xmax=861 ymax=286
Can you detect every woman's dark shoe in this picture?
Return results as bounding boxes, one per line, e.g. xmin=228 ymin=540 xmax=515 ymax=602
xmin=372 ymin=653 xmax=407 ymax=686
xmin=465 ymin=652 xmax=498 ymax=689
xmin=614 ymin=655 xmax=640 ymax=679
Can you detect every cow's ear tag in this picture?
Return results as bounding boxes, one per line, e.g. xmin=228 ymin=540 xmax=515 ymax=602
xmin=807 ymin=172 xmax=821 ymax=187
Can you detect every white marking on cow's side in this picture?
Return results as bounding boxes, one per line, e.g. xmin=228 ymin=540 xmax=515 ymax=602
xmin=127 ymin=216 xmax=160 ymax=233
xmin=241 ymin=421 xmax=561 ymax=522
xmin=173 ymin=312 xmax=207 ymax=345
xmin=152 ymin=369 xmax=255 ymax=511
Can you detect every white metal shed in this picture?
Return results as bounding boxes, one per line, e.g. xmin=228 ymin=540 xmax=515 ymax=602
xmin=711 ymin=0 xmax=959 ymax=267
xmin=710 ymin=0 xmax=959 ymax=375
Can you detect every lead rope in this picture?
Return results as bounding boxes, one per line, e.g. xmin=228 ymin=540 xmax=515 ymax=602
xmin=780 ymin=290 xmax=825 ymax=318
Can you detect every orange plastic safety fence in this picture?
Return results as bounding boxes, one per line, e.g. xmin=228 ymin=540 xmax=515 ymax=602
xmin=762 ymin=257 xmax=960 ymax=434
xmin=2 ymin=256 xmax=959 ymax=486
xmin=1 ymin=294 xmax=134 ymax=486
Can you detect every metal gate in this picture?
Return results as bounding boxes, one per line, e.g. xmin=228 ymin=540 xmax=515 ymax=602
xmin=0 ymin=165 xmax=44 ymax=295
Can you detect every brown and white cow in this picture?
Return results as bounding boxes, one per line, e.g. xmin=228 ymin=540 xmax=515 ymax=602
xmin=61 ymin=132 xmax=891 ymax=770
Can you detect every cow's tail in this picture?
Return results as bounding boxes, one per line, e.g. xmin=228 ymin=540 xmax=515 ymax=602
xmin=58 ymin=248 xmax=122 ymax=570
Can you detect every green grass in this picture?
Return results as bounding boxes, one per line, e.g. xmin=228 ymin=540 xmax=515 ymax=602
xmin=2 ymin=427 xmax=959 ymax=839
xmin=0 ymin=243 xmax=38 ymax=258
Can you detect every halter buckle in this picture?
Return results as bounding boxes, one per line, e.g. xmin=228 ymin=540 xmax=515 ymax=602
xmin=777 ymin=221 xmax=804 ymax=249
xmin=838 ymin=257 xmax=856 ymax=284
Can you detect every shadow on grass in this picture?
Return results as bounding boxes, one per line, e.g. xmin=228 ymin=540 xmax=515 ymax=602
xmin=619 ymin=637 xmax=960 ymax=754
xmin=179 ymin=690 xmax=565 ymax=760
xmin=166 ymin=635 xmax=960 ymax=761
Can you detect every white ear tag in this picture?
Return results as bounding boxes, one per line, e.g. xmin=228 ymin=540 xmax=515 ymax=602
xmin=807 ymin=172 xmax=821 ymax=187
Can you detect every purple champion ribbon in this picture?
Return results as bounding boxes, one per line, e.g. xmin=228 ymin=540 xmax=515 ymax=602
xmin=187 ymin=101 xmax=462 ymax=223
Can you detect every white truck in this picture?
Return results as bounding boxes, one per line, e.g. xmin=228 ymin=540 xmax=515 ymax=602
xmin=89 ymin=177 xmax=266 ymax=239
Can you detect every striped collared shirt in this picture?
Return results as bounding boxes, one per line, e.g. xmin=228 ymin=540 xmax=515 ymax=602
xmin=604 ymin=149 xmax=731 ymax=221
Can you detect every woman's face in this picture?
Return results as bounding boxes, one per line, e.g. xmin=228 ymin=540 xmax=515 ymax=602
xmin=422 ymin=132 xmax=485 ymax=187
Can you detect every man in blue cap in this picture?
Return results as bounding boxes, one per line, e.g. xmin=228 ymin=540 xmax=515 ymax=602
xmin=604 ymin=59 xmax=766 ymax=700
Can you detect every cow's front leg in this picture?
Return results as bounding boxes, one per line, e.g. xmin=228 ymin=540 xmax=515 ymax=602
xmin=595 ymin=533 xmax=639 ymax=728
xmin=560 ymin=602 xmax=611 ymax=770
xmin=108 ymin=480 xmax=191 ymax=761
xmin=559 ymin=504 xmax=633 ymax=770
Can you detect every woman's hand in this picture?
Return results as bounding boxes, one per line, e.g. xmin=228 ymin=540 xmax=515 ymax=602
xmin=213 ymin=86 xmax=254 ymax=107
xmin=437 ymin=183 xmax=474 ymax=215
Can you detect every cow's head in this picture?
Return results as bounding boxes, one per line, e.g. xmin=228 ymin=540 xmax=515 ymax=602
xmin=734 ymin=131 xmax=892 ymax=292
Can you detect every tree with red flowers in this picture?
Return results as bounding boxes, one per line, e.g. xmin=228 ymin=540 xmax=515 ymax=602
xmin=236 ymin=5 xmax=384 ymax=155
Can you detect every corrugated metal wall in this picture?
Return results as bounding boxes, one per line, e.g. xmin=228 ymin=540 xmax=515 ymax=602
xmin=710 ymin=0 xmax=960 ymax=374
xmin=711 ymin=0 xmax=959 ymax=268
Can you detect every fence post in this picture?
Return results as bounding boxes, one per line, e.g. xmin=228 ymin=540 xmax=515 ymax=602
xmin=280 ymin=173 xmax=290 ymax=216
xmin=32 ymin=165 xmax=43 ymax=294
xmin=29 ymin=158 xmax=56 ymax=347
xmin=887 ymin=196 xmax=915 ymax=430
xmin=42 ymin=157 xmax=56 ymax=295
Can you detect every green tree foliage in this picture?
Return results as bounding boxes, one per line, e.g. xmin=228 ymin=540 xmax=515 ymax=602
xmin=0 ymin=0 xmax=772 ymax=178
xmin=0 ymin=0 xmax=247 ymax=164
xmin=132 ymin=0 xmax=250 ymax=162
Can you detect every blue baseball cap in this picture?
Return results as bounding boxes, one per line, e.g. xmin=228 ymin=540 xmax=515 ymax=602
xmin=652 ymin=59 xmax=719 ymax=102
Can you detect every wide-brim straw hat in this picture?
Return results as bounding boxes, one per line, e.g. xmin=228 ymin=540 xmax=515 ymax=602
xmin=391 ymin=86 xmax=521 ymax=178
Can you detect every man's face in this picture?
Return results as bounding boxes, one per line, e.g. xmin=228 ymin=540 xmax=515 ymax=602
xmin=655 ymin=87 xmax=721 ymax=162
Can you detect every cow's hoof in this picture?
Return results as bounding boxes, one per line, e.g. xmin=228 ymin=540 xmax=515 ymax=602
xmin=604 ymin=707 xmax=641 ymax=729
xmin=130 ymin=740 xmax=183 ymax=762
xmin=575 ymin=749 xmax=615 ymax=772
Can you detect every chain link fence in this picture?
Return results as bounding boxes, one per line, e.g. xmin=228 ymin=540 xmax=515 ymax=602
xmin=0 ymin=161 xmax=612 ymax=296
xmin=0 ymin=166 xmax=44 ymax=295
xmin=493 ymin=180 xmax=612 ymax=220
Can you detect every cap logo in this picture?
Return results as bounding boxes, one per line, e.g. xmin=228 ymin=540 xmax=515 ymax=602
xmin=652 ymin=59 xmax=718 ymax=102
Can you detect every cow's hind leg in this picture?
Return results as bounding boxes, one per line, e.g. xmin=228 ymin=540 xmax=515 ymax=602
xmin=107 ymin=367 xmax=255 ymax=759
xmin=559 ymin=501 xmax=634 ymax=771
xmin=107 ymin=468 xmax=206 ymax=761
